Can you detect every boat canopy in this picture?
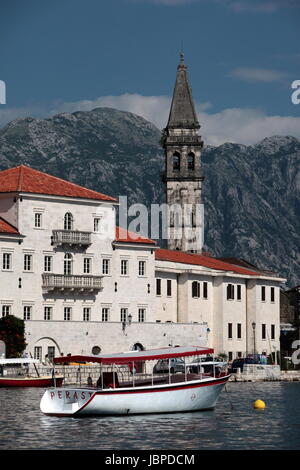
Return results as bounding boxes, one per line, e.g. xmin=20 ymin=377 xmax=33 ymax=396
xmin=0 ymin=358 xmax=40 ymax=365
xmin=53 ymin=346 xmax=214 ymax=365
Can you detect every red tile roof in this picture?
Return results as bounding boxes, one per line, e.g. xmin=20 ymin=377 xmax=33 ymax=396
xmin=115 ymin=226 xmax=156 ymax=245
xmin=155 ymin=248 xmax=260 ymax=276
xmin=0 ymin=217 xmax=20 ymax=235
xmin=0 ymin=165 xmax=117 ymax=202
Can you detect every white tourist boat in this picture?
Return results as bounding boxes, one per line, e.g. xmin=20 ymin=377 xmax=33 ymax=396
xmin=40 ymin=346 xmax=230 ymax=417
xmin=0 ymin=358 xmax=64 ymax=387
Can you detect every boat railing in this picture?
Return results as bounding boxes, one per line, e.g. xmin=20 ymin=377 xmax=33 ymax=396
xmin=49 ymin=356 xmax=228 ymax=388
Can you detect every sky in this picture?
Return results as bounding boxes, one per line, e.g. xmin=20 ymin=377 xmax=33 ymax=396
xmin=0 ymin=0 xmax=299 ymax=145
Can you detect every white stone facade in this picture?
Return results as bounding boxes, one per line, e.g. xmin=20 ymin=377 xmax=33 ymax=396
xmin=0 ymin=169 xmax=285 ymax=363
xmin=154 ymin=258 xmax=284 ymax=361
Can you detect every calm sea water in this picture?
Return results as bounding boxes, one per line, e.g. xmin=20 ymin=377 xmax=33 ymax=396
xmin=1 ymin=381 xmax=300 ymax=450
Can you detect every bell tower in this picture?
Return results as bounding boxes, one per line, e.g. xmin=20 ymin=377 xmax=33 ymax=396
xmin=161 ymin=53 xmax=204 ymax=253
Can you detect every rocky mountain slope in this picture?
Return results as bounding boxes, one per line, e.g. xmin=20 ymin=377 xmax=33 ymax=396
xmin=0 ymin=108 xmax=299 ymax=286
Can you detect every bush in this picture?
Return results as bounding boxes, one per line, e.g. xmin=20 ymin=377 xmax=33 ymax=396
xmin=0 ymin=315 xmax=27 ymax=357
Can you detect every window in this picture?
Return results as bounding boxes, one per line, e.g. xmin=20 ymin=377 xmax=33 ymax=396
xmin=261 ymin=286 xmax=266 ymax=302
xmin=44 ymin=256 xmax=52 ymax=272
xmin=48 ymin=347 xmax=55 ymax=362
xmin=120 ymin=308 xmax=128 ymax=323
xmin=138 ymin=308 xmax=146 ymax=323
xmin=102 ymin=259 xmax=110 ymax=275
xmin=23 ymin=306 xmax=32 ymax=320
xmin=156 ymin=279 xmax=161 ymax=296
xmin=121 ymin=259 xmax=128 ymax=276
xmin=203 ymin=282 xmax=208 ymax=299
xmin=192 ymin=281 xmax=200 ymax=298
xmin=262 ymin=324 xmax=266 ymax=340
xmin=44 ymin=306 xmax=52 ymax=321
xmin=83 ymin=307 xmax=91 ymax=321
xmin=2 ymin=305 xmax=11 ymax=317
xmin=167 ymin=279 xmax=172 ymax=297
xmin=84 ymin=258 xmax=91 ymax=274
xmin=94 ymin=218 xmax=101 ymax=232
xmin=64 ymin=307 xmax=72 ymax=321
xmin=187 ymin=152 xmax=195 ymax=171
xmin=237 ymin=323 xmax=242 ymax=339
xmin=24 ymin=254 xmax=32 ymax=271
xmin=237 ymin=285 xmax=242 ymax=301
xmin=34 ymin=346 xmax=42 ymax=360
xmin=64 ymin=212 xmax=73 ymax=231
xmin=228 ymin=351 xmax=233 ymax=361
xmin=227 ymin=284 xmax=234 ymax=300
xmin=271 ymin=287 xmax=275 ymax=303
xmin=2 ymin=253 xmax=11 ymax=270
xmin=102 ymin=308 xmax=109 ymax=322
xmin=138 ymin=260 xmax=146 ymax=276
xmin=228 ymin=323 xmax=233 ymax=339
xmin=271 ymin=324 xmax=275 ymax=340
xmin=190 ymin=211 xmax=196 ymax=227
xmin=64 ymin=253 xmax=72 ymax=275
xmin=173 ymin=152 xmax=180 ymax=171
xmin=34 ymin=213 xmax=42 ymax=228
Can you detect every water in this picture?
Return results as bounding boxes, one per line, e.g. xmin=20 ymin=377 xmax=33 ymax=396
xmin=1 ymin=382 xmax=300 ymax=450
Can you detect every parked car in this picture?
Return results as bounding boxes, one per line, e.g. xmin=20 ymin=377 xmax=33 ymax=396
xmin=246 ymin=354 xmax=268 ymax=364
xmin=153 ymin=358 xmax=185 ymax=374
xmin=189 ymin=357 xmax=227 ymax=374
xmin=229 ymin=357 xmax=256 ymax=373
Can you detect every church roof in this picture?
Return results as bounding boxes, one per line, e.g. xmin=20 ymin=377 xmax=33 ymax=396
xmin=0 ymin=165 xmax=117 ymax=202
xmin=155 ymin=248 xmax=261 ymax=276
xmin=115 ymin=226 xmax=156 ymax=245
xmin=167 ymin=53 xmax=200 ymax=129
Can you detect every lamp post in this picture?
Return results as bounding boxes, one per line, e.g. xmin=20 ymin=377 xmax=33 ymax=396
xmin=252 ymin=322 xmax=256 ymax=355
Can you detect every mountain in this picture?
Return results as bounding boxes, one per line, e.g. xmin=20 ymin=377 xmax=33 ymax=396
xmin=0 ymin=107 xmax=299 ymax=286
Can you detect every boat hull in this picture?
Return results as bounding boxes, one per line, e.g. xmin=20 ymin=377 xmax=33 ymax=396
xmin=0 ymin=376 xmax=64 ymax=388
xmin=40 ymin=375 xmax=230 ymax=417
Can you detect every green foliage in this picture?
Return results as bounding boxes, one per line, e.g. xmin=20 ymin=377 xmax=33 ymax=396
xmin=0 ymin=315 xmax=27 ymax=358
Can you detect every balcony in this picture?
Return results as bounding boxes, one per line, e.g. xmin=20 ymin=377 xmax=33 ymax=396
xmin=42 ymin=274 xmax=102 ymax=292
xmin=52 ymin=230 xmax=91 ymax=247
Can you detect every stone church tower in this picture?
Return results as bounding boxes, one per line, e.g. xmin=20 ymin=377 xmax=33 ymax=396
xmin=161 ymin=53 xmax=204 ymax=253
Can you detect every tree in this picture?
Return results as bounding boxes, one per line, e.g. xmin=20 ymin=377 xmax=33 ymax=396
xmin=0 ymin=315 xmax=27 ymax=357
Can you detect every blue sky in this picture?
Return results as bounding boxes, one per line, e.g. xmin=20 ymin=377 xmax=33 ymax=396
xmin=0 ymin=0 xmax=299 ymax=145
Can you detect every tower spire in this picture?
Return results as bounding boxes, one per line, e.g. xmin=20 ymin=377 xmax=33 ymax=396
xmin=167 ymin=53 xmax=200 ymax=130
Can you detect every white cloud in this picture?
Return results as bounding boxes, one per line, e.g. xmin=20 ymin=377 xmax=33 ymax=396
xmin=1 ymin=93 xmax=300 ymax=147
xmin=130 ymin=0 xmax=300 ymax=10
xmin=50 ymin=93 xmax=172 ymax=128
xmin=230 ymin=67 xmax=288 ymax=83
xmin=229 ymin=0 xmax=300 ymax=12
xmin=197 ymin=107 xmax=300 ymax=146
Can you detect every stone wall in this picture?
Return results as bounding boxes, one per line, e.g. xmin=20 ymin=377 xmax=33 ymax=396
xmin=25 ymin=320 xmax=208 ymax=360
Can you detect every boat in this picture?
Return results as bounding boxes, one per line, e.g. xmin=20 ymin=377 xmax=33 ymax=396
xmin=0 ymin=358 xmax=64 ymax=387
xmin=40 ymin=346 xmax=230 ymax=416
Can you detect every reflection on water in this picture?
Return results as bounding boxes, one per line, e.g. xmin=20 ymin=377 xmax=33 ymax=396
xmin=1 ymin=382 xmax=300 ymax=450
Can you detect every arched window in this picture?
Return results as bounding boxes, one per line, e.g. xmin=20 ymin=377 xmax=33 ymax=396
xmin=64 ymin=212 xmax=73 ymax=231
xmin=64 ymin=253 xmax=73 ymax=275
xmin=192 ymin=281 xmax=200 ymax=298
xmin=187 ymin=152 xmax=195 ymax=171
xmin=173 ymin=152 xmax=180 ymax=171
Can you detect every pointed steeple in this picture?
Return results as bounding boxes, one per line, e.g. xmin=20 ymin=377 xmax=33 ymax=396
xmin=167 ymin=52 xmax=200 ymax=129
